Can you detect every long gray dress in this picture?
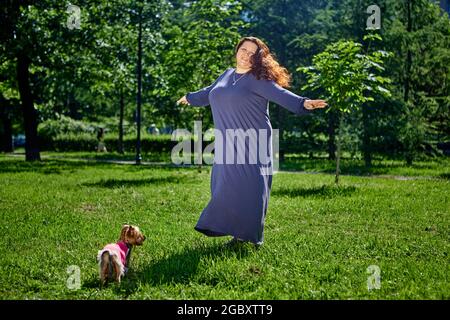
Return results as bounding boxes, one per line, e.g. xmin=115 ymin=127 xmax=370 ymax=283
xmin=186 ymin=68 xmax=312 ymax=245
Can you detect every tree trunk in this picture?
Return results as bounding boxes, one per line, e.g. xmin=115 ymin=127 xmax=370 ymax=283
xmin=404 ymin=0 xmax=412 ymax=103
xmin=1 ymin=115 xmax=13 ymax=153
xmin=0 ymin=96 xmax=14 ymax=152
xmin=67 ymin=91 xmax=80 ymax=120
xmin=17 ymin=53 xmax=40 ymax=161
xmin=404 ymin=0 xmax=413 ymax=166
xmin=362 ymin=105 xmax=372 ymax=169
xmin=404 ymin=54 xmax=412 ymax=107
xmin=360 ymin=8 xmax=371 ymax=169
xmin=328 ymin=110 xmax=337 ymax=160
xmin=135 ymin=5 xmax=143 ymax=165
xmin=335 ymin=113 xmax=343 ymax=185
xmin=406 ymin=152 xmax=413 ymax=166
xmin=118 ymin=88 xmax=124 ymax=154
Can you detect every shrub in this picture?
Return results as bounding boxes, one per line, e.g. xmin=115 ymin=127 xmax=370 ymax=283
xmin=38 ymin=115 xmax=96 ymax=140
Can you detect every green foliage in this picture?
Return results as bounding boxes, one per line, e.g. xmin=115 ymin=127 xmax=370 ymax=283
xmin=383 ymin=0 xmax=450 ymax=162
xmin=241 ymin=0 xmax=333 ymax=153
xmin=299 ymin=34 xmax=392 ymax=183
xmin=158 ymin=0 xmax=246 ymax=128
xmin=2 ymin=0 xmax=449 ymax=162
xmin=299 ymin=36 xmax=392 ymax=113
xmin=38 ymin=115 xmax=96 ymax=139
xmin=38 ymin=132 xmax=191 ymax=154
xmin=281 ymin=131 xmax=328 ymax=155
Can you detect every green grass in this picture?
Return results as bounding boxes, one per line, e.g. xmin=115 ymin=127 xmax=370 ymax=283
xmin=0 ymin=153 xmax=449 ymax=299
xmin=11 ymin=149 xmax=450 ymax=179
xmin=282 ymin=154 xmax=450 ymax=179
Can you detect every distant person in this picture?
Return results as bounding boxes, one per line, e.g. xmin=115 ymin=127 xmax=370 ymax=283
xmin=97 ymin=127 xmax=107 ymax=152
xmin=176 ymin=36 xmax=327 ymax=247
xmin=148 ymin=124 xmax=160 ymax=135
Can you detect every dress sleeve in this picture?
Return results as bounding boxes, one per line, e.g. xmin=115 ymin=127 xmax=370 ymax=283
xmin=186 ymin=69 xmax=229 ymax=107
xmin=251 ymin=78 xmax=312 ymax=115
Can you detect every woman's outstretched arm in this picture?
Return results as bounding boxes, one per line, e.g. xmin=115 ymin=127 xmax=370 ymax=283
xmin=177 ymin=68 xmax=230 ymax=107
xmin=250 ymin=78 xmax=327 ymax=115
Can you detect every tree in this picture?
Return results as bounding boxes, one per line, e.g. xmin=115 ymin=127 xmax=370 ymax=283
xmin=0 ymin=58 xmax=21 ymax=152
xmin=300 ymin=34 xmax=391 ymax=184
xmin=156 ymin=0 xmax=246 ymax=131
xmin=241 ymin=0 xmax=331 ymax=162
xmin=384 ymin=0 xmax=450 ymax=163
xmin=1 ymin=1 xmax=42 ymax=160
xmin=0 ymin=1 xmax=110 ymax=160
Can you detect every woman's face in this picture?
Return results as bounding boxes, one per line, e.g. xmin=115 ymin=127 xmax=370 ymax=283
xmin=236 ymin=41 xmax=258 ymax=70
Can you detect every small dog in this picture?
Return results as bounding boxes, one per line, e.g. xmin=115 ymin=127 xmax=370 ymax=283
xmin=97 ymin=224 xmax=146 ymax=285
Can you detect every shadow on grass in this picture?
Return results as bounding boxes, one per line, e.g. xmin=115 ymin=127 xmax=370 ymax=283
xmin=271 ymin=184 xmax=357 ymax=198
xmin=83 ymin=176 xmax=192 ymax=188
xmin=282 ymin=157 xmax=450 ymax=177
xmin=141 ymin=243 xmax=251 ymax=284
xmin=0 ymin=157 xmax=206 ymax=175
xmin=0 ymin=158 xmax=116 ymax=174
xmin=282 ymin=162 xmax=374 ymax=176
xmin=82 ymin=274 xmax=103 ymax=290
xmin=107 ymin=243 xmax=252 ymax=297
xmin=82 ymin=244 xmax=251 ymax=298
xmin=438 ymin=172 xmax=450 ymax=180
xmin=80 ymin=239 xmax=255 ymax=297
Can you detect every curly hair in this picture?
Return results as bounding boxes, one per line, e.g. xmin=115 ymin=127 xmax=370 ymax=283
xmin=234 ymin=36 xmax=292 ymax=88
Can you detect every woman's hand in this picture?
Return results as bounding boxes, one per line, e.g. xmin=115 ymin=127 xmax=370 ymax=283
xmin=304 ymin=99 xmax=328 ymax=110
xmin=176 ymin=95 xmax=190 ymax=106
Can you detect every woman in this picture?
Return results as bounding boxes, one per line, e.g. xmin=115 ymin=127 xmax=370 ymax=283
xmin=177 ymin=36 xmax=327 ymax=247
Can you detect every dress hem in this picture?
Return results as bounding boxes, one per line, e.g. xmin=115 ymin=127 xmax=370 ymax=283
xmin=194 ymin=226 xmax=263 ymax=245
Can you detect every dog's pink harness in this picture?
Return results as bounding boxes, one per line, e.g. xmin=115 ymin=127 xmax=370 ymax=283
xmin=102 ymin=241 xmax=129 ymax=266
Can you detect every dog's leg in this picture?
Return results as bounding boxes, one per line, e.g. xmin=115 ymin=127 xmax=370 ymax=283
xmin=100 ymin=251 xmax=110 ymax=285
xmin=111 ymin=255 xmax=122 ymax=283
xmin=125 ymin=247 xmax=132 ymax=275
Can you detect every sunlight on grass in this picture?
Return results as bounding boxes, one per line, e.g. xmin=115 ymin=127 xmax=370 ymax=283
xmin=0 ymin=155 xmax=448 ymax=299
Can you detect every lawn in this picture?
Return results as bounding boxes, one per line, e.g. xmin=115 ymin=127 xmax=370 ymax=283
xmin=0 ymin=153 xmax=449 ymax=299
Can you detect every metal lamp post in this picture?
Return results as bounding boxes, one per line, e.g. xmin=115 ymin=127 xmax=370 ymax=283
xmin=135 ymin=3 xmax=143 ymax=165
